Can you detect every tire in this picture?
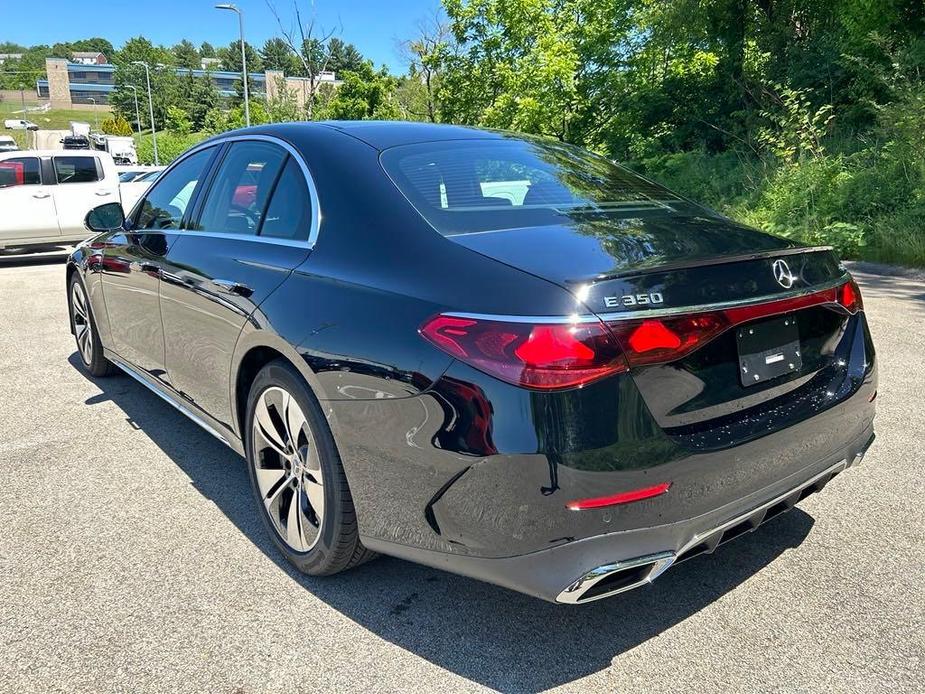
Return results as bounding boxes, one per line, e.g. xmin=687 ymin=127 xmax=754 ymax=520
xmin=245 ymin=359 xmax=376 ymax=575
xmin=68 ymin=272 xmax=115 ymax=377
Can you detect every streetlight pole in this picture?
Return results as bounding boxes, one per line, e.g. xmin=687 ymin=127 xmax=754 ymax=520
xmin=88 ymin=97 xmax=98 ymax=131
xmin=215 ymin=3 xmax=250 ymax=127
xmin=126 ymin=85 xmax=142 ymax=135
xmin=132 ymin=61 xmax=159 ymax=166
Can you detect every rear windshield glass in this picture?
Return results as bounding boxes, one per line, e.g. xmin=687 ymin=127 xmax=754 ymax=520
xmin=380 ymin=138 xmax=688 ymax=236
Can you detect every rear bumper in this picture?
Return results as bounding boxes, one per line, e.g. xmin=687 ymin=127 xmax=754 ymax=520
xmin=361 ymin=424 xmax=875 ymax=603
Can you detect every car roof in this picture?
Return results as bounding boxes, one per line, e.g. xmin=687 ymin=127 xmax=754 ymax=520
xmin=316 ymin=121 xmax=508 ymax=150
xmin=216 ymin=121 xmax=511 ymax=153
xmin=1 ymin=149 xmax=99 ymax=157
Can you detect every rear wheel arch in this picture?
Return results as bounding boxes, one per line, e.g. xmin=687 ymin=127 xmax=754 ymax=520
xmin=231 ymin=331 xmax=334 ymax=442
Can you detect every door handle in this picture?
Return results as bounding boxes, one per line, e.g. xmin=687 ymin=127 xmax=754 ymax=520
xmin=212 ymin=278 xmax=254 ymax=298
xmin=32 ymin=191 xmax=50 ymax=199
xmin=95 ymin=190 xmax=112 ymax=197
xmin=129 ymin=261 xmax=161 ymax=275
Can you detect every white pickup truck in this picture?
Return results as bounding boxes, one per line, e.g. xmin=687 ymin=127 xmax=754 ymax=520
xmin=0 ymin=149 xmax=120 ymax=250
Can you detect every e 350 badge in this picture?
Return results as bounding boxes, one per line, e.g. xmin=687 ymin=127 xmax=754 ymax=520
xmin=603 ymin=292 xmax=665 ymax=309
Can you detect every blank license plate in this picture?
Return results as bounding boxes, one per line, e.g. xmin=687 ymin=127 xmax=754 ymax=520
xmin=737 ymin=315 xmax=802 ymax=387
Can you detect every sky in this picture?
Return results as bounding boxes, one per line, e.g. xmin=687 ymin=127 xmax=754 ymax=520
xmin=1 ymin=0 xmax=439 ymax=73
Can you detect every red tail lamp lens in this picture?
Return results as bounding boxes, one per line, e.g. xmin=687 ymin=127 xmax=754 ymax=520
xmin=420 ymin=315 xmax=627 ymax=390
xmin=838 ymin=278 xmax=863 ymax=313
xmin=566 ymin=481 xmax=672 ymax=510
xmin=610 ymin=313 xmax=729 ymax=367
xmin=626 ymin=320 xmax=681 ymax=353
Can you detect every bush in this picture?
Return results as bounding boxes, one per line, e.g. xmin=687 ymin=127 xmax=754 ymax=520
xmin=629 ymin=86 xmax=925 ymax=266
xmin=135 ymin=131 xmax=207 ymax=165
xmin=165 ymin=106 xmax=192 ymax=135
xmin=101 ymin=115 xmax=133 ymax=137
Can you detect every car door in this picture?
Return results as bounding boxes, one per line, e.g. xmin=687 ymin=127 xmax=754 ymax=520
xmin=0 ymin=155 xmax=59 ymax=242
xmin=100 ymin=146 xmax=217 ymax=379
xmin=50 ymin=154 xmax=119 ymax=239
xmin=159 ymin=137 xmax=314 ymax=427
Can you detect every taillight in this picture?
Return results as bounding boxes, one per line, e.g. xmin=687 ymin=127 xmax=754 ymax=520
xmin=422 ymin=279 xmax=862 ymax=385
xmin=606 ymin=278 xmax=862 ymax=368
xmin=610 ymin=314 xmax=729 ymax=367
xmin=419 ymin=315 xmax=627 ymax=390
xmin=838 ymin=277 xmax=863 ymax=313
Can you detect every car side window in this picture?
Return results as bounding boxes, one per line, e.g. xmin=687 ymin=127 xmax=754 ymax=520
xmin=193 ymin=141 xmax=287 ymax=236
xmin=135 ymin=148 xmax=214 ymax=231
xmin=53 ymin=156 xmax=100 ymax=184
xmin=0 ymin=157 xmax=41 ymax=188
xmin=259 ymin=157 xmax=312 ymax=242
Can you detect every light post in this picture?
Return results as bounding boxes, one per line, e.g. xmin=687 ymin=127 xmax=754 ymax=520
xmin=126 ymin=85 xmax=142 ymax=134
xmin=132 ymin=61 xmax=159 ymax=165
xmin=215 ymin=3 xmax=250 ymax=126
xmin=88 ymin=97 xmax=98 ymax=131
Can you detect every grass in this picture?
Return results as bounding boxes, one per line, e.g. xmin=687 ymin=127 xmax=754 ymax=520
xmin=0 ymin=100 xmax=113 ymax=149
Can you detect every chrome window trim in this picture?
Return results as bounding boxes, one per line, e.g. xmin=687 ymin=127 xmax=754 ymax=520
xmin=138 ymin=133 xmax=321 ymax=250
xmin=444 ymin=274 xmax=849 ymax=325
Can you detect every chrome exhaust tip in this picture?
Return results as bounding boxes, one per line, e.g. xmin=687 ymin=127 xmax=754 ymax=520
xmin=556 ymin=552 xmax=675 ymax=604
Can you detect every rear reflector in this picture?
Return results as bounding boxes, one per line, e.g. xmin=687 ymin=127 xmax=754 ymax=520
xmin=566 ymin=482 xmax=671 ymax=510
xmin=419 ymin=315 xmax=627 ymax=390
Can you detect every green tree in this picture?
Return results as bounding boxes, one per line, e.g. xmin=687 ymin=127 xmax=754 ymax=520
xmin=172 ymin=40 xmax=200 ymax=70
xmin=327 ymin=38 xmax=365 ymax=75
xmin=319 ymin=61 xmax=400 ymax=121
xmin=111 ymin=37 xmax=178 ymax=131
xmin=71 ymin=38 xmax=115 ymax=58
xmin=175 ymin=69 xmax=219 ymax=131
xmin=260 ymin=37 xmax=296 ymax=72
xmin=217 ymin=40 xmax=263 ymax=73
xmin=199 ymin=41 xmax=216 ymax=58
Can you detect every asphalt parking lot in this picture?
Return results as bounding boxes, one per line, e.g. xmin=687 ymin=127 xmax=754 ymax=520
xmin=0 ymin=258 xmax=922 ymax=693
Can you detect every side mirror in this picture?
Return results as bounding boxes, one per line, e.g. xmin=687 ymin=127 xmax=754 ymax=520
xmin=85 ymin=202 xmax=125 ymax=232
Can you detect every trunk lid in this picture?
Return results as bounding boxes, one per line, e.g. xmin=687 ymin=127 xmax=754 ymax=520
xmin=451 ymin=211 xmax=854 ymax=443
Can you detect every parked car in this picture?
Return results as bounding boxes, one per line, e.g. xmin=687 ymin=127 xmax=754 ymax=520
xmin=117 ymin=166 xmax=163 ymax=183
xmin=67 ymin=123 xmax=877 ymax=604
xmin=4 ymin=119 xmax=39 ymax=131
xmin=61 ymin=135 xmax=91 ymax=150
xmin=119 ymin=168 xmax=162 ymax=213
xmin=0 ymin=135 xmax=17 ymax=152
xmin=0 ymin=149 xmax=120 ymax=250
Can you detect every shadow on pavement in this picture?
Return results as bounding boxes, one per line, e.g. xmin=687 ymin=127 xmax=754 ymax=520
xmin=71 ymin=352 xmax=815 ymax=692
xmin=854 ymin=271 xmax=925 ymax=306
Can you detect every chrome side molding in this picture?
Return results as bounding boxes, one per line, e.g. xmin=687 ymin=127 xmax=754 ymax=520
xmin=108 ymin=352 xmax=234 ymax=449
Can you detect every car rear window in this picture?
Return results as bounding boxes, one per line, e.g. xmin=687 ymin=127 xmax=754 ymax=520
xmin=54 ymin=156 xmax=100 ymax=184
xmin=0 ymin=157 xmax=41 ymax=187
xmin=379 ymin=138 xmax=685 ymax=236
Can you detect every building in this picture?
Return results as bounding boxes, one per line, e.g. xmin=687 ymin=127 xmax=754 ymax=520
xmin=0 ymin=53 xmax=23 ymax=65
xmin=200 ymin=57 xmax=222 ymax=70
xmin=36 ymin=58 xmax=340 ymax=109
xmin=71 ymin=51 xmax=108 ymax=65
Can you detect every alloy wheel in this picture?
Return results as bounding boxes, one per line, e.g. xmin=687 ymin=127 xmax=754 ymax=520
xmin=71 ymin=282 xmax=93 ymax=366
xmin=252 ymin=386 xmax=325 ymax=552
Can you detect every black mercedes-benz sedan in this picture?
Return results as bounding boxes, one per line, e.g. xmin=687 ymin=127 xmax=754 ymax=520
xmin=67 ymin=122 xmax=877 ymax=604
